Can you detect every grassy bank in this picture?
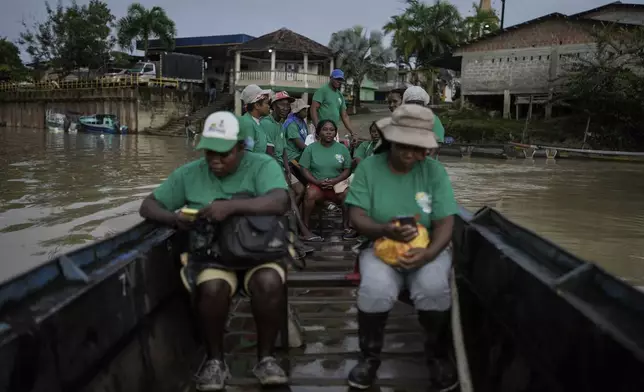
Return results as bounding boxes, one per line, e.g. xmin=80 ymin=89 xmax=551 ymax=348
xmin=437 ymin=108 xmax=589 ymax=148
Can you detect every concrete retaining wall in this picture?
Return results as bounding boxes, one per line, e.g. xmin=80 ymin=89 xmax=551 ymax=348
xmin=0 ymin=88 xmax=194 ymax=132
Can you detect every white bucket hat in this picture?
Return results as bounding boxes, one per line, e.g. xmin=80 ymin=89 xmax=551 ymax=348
xmin=403 ymin=86 xmax=430 ymax=105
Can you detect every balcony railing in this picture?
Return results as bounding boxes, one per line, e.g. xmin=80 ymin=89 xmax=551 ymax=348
xmin=238 ymin=71 xmax=327 ymax=88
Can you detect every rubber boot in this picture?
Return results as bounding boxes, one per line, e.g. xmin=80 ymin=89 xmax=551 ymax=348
xmin=418 ymin=310 xmax=459 ymax=392
xmin=347 ymin=310 xmax=389 ymax=389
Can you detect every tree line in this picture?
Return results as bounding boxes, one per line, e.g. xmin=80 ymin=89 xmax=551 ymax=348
xmin=0 ymin=0 xmax=176 ymax=82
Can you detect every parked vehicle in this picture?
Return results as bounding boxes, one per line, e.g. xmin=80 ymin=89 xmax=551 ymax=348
xmin=116 ymin=52 xmax=205 ymax=90
xmin=0 ymin=207 xmax=642 ymax=392
xmin=78 ymin=114 xmax=127 ymax=134
xmin=100 ymin=68 xmax=126 ymax=85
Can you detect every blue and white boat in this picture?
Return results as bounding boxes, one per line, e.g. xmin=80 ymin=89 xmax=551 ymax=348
xmin=78 ymin=114 xmax=128 ymax=134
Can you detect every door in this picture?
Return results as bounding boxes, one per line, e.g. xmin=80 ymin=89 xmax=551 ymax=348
xmin=286 ymin=63 xmax=297 ymax=81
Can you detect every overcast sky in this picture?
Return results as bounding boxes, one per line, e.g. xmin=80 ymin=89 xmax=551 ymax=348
xmin=2 ymin=0 xmax=640 ymax=59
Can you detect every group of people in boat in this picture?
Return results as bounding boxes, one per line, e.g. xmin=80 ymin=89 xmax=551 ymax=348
xmin=139 ymin=69 xmax=459 ymax=391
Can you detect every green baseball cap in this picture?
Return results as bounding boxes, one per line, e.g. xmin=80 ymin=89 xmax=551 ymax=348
xmin=196 ymin=111 xmax=244 ymax=152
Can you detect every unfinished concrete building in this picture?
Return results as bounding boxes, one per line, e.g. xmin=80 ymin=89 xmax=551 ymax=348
xmin=441 ymin=2 xmax=644 ymax=119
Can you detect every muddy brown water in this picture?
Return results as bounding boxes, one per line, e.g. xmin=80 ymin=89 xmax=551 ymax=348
xmin=1 ymin=123 xmax=643 ymax=288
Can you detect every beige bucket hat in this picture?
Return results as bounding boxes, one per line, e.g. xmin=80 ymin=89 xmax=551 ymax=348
xmin=240 ymin=84 xmax=272 ymax=104
xmin=376 ymin=104 xmax=438 ymax=149
xmin=290 ymin=99 xmax=310 ymax=113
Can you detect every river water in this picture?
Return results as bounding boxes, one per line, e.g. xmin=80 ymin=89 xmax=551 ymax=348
xmin=1 ymin=126 xmax=644 ymax=288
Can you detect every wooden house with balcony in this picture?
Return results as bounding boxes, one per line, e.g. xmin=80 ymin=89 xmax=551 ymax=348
xmin=232 ymin=28 xmax=335 ymax=114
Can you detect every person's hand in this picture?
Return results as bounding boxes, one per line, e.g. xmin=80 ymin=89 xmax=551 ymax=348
xmin=383 ymin=221 xmax=418 ymax=243
xmin=174 ymin=212 xmax=195 ymax=231
xmin=320 ymin=179 xmax=333 ymax=189
xmin=398 ymin=248 xmax=430 ymax=269
xmin=198 ymin=200 xmax=235 ymax=222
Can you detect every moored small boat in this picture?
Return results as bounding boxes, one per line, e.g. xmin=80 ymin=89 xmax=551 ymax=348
xmin=78 ymin=114 xmax=128 ymax=134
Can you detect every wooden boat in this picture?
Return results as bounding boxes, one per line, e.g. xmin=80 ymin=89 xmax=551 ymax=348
xmin=1 ymin=206 xmax=643 ymax=392
xmin=508 ymin=142 xmax=644 ymax=162
xmin=439 ymin=143 xmax=509 ymax=159
xmin=78 ymin=114 xmax=128 ymax=134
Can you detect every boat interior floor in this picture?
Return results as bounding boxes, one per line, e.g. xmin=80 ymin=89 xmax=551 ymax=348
xmin=195 ymin=209 xmax=435 ymax=391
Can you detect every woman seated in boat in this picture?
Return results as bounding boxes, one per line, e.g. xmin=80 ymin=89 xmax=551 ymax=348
xmin=299 ymin=119 xmax=355 ymax=241
xmin=139 ymin=112 xmax=290 ymax=391
xmin=352 ymin=121 xmax=380 ymax=169
xmin=283 ymin=99 xmax=311 ymax=202
xmin=345 ymin=104 xmax=459 ymax=391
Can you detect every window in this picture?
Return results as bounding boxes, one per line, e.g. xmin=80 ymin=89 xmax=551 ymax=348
xmin=143 ymin=65 xmax=154 ymax=72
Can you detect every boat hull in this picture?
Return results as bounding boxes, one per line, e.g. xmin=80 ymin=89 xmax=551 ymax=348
xmin=78 ymin=124 xmax=121 ymax=134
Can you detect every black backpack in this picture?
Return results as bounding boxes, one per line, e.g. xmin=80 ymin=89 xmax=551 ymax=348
xmin=190 ymin=193 xmax=297 ymax=270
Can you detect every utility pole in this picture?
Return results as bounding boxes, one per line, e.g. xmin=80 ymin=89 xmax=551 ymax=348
xmin=500 ymin=0 xmax=507 ymax=29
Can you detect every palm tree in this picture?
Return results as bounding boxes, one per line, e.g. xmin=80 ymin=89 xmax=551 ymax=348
xmin=328 ymin=26 xmax=394 ymax=109
xmin=116 ymin=3 xmax=176 ymax=59
xmin=383 ymin=0 xmax=462 ymax=99
xmin=463 ymin=2 xmax=500 ymax=41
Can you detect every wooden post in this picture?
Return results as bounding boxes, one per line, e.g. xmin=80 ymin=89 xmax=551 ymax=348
xmin=581 ymin=116 xmax=591 ymax=149
xmin=503 ymin=89 xmax=511 ymax=119
xmin=521 ymin=95 xmax=533 ymax=143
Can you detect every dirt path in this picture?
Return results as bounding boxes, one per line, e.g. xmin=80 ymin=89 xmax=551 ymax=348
xmin=340 ymin=104 xmax=390 ymax=140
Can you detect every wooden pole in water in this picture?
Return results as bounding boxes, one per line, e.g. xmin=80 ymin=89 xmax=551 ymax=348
xmin=581 ymin=116 xmax=591 ymax=149
xmin=521 ymin=95 xmax=533 ymax=144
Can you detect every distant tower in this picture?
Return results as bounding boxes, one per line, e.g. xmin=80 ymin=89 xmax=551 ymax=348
xmin=480 ymin=0 xmax=492 ymax=11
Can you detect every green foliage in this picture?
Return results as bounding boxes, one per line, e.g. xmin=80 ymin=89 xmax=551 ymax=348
xmin=19 ymin=0 xmax=115 ymax=79
xmin=559 ymin=23 xmax=644 ymax=150
xmin=328 ymin=26 xmax=394 ymax=108
xmin=116 ymin=3 xmax=176 ymax=58
xmin=383 ymin=0 xmax=462 ymax=69
xmin=463 ymin=2 xmax=500 ymax=41
xmin=0 ymin=38 xmax=27 ymax=81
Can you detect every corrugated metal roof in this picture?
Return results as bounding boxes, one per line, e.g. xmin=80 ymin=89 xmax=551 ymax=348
xmin=139 ymin=34 xmax=256 ymax=50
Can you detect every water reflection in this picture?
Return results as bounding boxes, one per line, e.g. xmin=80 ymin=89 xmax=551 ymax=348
xmin=0 ymin=127 xmax=643 ymax=287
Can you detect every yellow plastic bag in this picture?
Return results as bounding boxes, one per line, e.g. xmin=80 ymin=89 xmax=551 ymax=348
xmin=374 ymin=223 xmax=430 ymax=266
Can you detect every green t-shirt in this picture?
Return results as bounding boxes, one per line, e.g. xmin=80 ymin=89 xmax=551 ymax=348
xmin=153 ymin=152 xmax=288 ymax=211
xmin=312 ymin=83 xmax=346 ymax=125
xmin=238 ymin=113 xmax=268 ymax=154
xmin=353 ymin=141 xmax=376 ymax=160
xmin=433 ymin=115 xmax=445 ymax=143
xmin=299 ymin=141 xmax=352 ymax=180
xmin=285 ymin=121 xmax=307 ymax=162
xmin=261 ymin=115 xmax=286 ymax=166
xmin=345 ymin=154 xmax=458 ymax=228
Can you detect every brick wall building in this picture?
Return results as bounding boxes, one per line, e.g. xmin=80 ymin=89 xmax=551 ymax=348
xmin=450 ymin=2 xmax=644 ymax=118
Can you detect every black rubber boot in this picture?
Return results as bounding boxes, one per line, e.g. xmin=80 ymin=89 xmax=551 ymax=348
xmin=418 ymin=310 xmax=459 ymax=392
xmin=347 ymin=310 xmax=389 ymax=389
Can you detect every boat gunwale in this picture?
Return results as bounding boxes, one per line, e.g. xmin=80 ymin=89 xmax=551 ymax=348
xmin=0 ymin=222 xmax=173 ymax=341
